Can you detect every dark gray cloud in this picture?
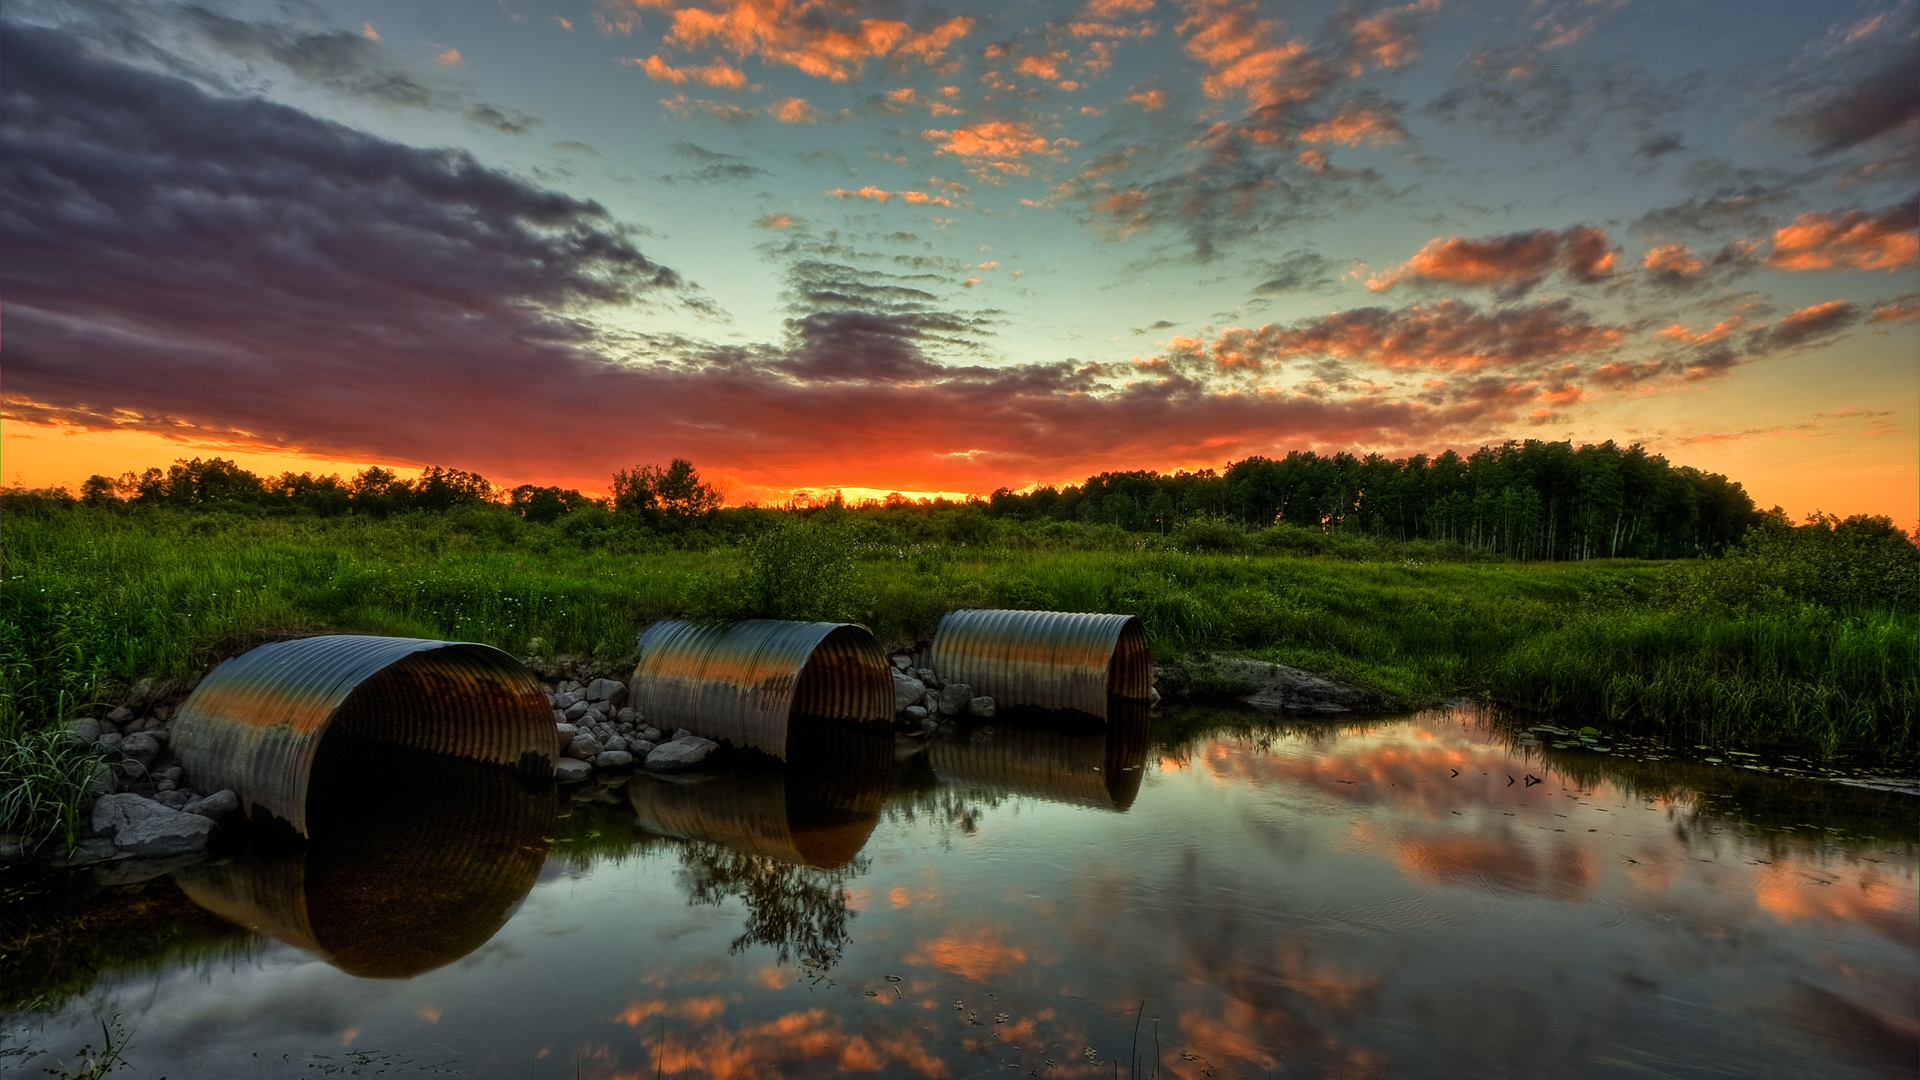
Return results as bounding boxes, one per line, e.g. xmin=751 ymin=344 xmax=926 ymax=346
xmin=1254 ymin=250 xmax=1337 ymax=294
xmin=1777 ymin=54 xmax=1920 ymax=157
xmin=660 ymin=142 xmax=771 ymax=184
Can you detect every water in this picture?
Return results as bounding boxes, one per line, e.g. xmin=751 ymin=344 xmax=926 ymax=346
xmin=3 ymin=706 xmax=1913 ymax=1078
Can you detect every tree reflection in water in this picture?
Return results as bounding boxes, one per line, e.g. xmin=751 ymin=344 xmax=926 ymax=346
xmin=674 ymin=842 xmax=868 ymax=969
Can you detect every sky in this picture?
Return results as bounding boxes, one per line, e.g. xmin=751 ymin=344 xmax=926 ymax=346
xmin=2 ymin=0 xmax=1915 ymax=519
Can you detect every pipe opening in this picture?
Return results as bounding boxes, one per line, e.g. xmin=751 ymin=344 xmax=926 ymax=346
xmin=791 ymin=625 xmax=894 ymax=728
xmin=1105 ymin=619 xmax=1153 ymax=701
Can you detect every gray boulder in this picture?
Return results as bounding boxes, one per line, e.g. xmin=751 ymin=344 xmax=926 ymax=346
xmin=97 ymin=732 xmax=125 ymax=756
xmin=183 ymin=789 xmax=239 ymax=819
xmin=603 ymin=735 xmax=630 ymax=753
xmin=564 ymin=700 xmax=592 ymax=722
xmin=554 ymin=691 xmax=581 ymax=709
xmin=1162 ymin=654 xmax=1376 ymax=714
xmin=968 ymin=696 xmax=996 ymax=718
xmin=639 ymin=726 xmax=663 ymax=742
xmin=916 ymin=668 xmax=940 ymax=688
xmin=646 ymin=736 xmax=718 ymax=773
xmin=568 ymin=732 xmax=605 ymax=759
xmin=85 ymin=763 xmax=116 ymax=797
xmin=892 ymin=670 xmax=928 ymax=712
xmin=594 ymin=749 xmax=634 ymax=769
xmin=552 ymin=709 xmax=568 ymax=724
xmin=586 ymin=678 xmax=627 ymax=707
xmin=106 ymin=706 xmax=134 ymax=724
xmin=91 ymin=793 xmax=213 ymax=857
xmin=937 ymin=683 xmax=974 ymax=716
xmin=67 ymin=718 xmax=102 ymax=746
xmin=120 ymin=732 xmax=162 ymax=768
xmin=891 ymin=655 xmax=913 ymax=671
xmin=904 ymin=705 xmax=929 ymax=722
xmin=616 ymin=707 xmax=637 ymax=725
xmin=554 ymin=758 xmax=592 ymax=783
xmin=629 ymin=739 xmax=656 ymax=756
xmin=153 ymin=789 xmax=194 ymax=810
xmin=673 ymin=728 xmax=694 ymax=741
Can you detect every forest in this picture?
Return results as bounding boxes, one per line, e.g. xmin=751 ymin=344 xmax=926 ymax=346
xmin=60 ymin=439 xmax=1761 ymax=561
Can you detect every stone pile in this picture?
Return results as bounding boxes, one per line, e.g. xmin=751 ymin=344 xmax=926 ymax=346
xmin=886 ymin=649 xmax=995 ymax=734
xmin=544 ymin=678 xmax=716 ymax=782
xmin=65 ymin=705 xmax=240 ymax=860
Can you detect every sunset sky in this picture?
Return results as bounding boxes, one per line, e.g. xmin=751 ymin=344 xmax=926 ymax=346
xmin=3 ymin=0 xmax=1915 ymax=519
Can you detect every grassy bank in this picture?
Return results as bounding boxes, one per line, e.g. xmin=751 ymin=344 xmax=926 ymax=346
xmin=1 ymin=503 xmax=1913 ymax=844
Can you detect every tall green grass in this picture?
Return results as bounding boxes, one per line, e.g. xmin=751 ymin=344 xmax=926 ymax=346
xmin=1 ymin=505 xmax=1912 ymax=785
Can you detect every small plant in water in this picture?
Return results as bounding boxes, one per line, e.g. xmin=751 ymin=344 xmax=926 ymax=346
xmin=39 ymin=1015 xmax=140 ymax=1080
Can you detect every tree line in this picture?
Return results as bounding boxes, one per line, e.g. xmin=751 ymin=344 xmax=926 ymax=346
xmin=17 ymin=439 xmax=1901 ymax=561
xmin=983 ymin=441 xmax=1763 ymax=559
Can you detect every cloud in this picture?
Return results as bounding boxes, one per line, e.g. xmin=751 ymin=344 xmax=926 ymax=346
xmin=1869 ymin=293 xmax=1920 ymax=323
xmin=827 ymin=186 xmax=951 ymax=207
xmin=1777 ymin=54 xmax=1920 ymax=156
xmin=654 ymin=0 xmax=973 ymax=82
xmin=1199 ymin=298 xmax=1627 ymax=374
xmin=1298 ymin=96 xmax=1407 ymax=146
xmin=768 ymin=96 xmax=818 ymax=123
xmin=922 ymin=121 xmax=1058 ymax=176
xmin=1252 ymin=250 xmax=1335 ymax=294
xmin=629 ymin=54 xmax=748 ymax=88
xmin=1768 ymin=205 xmax=1918 ymax=271
xmin=463 ymin=102 xmax=539 ymax=133
xmin=659 ymin=140 xmax=769 ymax=182
xmin=661 ymin=92 xmax=759 ymax=124
xmin=1368 ymin=226 xmax=1618 ymax=295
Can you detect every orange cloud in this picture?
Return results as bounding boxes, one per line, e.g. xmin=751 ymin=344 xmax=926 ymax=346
xmin=1869 ymin=293 xmax=1920 ymax=322
xmin=621 ymin=997 xmax=728 ymax=1025
xmin=922 ymin=121 xmax=1055 ymax=175
xmin=1768 ymin=206 xmax=1918 ymax=271
xmin=1369 ymin=226 xmax=1618 ymax=292
xmin=906 ymin=925 xmax=1028 ymax=980
xmin=1087 ymin=0 xmax=1154 ymax=15
xmin=1642 ymin=243 xmax=1705 ymax=278
xmin=1014 ymin=51 xmax=1069 ymax=80
xmin=631 ymin=54 xmax=749 ymax=88
xmin=635 ymin=1008 xmax=949 ymax=1079
xmin=661 ymin=93 xmax=758 ymax=123
xmin=1347 ymin=0 xmax=1439 ymax=69
xmin=1299 ymin=99 xmax=1405 ymax=145
xmin=828 ymin=186 xmax=952 ymax=206
xmin=1125 ymin=87 xmax=1167 ymax=110
xmin=437 ymin=47 xmax=463 ymax=65
xmin=1206 ymin=299 xmax=1626 ymax=373
xmin=659 ymin=0 xmax=974 ymax=82
xmin=768 ymin=96 xmax=818 ymax=122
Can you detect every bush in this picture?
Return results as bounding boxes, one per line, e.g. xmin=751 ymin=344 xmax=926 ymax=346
xmin=1666 ymin=513 xmax=1919 ymax=614
xmin=1 ymin=728 xmax=101 ymax=849
xmin=690 ymin=519 xmax=869 ymax=624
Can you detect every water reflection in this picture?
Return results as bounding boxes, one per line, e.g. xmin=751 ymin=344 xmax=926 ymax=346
xmin=175 ymin=733 xmax=552 ymax=978
xmin=925 ymin=698 xmax=1152 ymax=811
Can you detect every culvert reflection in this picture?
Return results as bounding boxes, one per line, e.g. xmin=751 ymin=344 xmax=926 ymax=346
xmin=926 ymin=697 xmax=1152 ymax=810
xmin=627 ymin=718 xmax=894 ymax=869
xmin=174 ymin=733 xmax=554 ymax=978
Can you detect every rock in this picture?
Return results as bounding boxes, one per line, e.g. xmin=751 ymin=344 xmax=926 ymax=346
xmin=67 ymin=718 xmax=102 ymax=746
xmin=587 ymin=679 xmax=627 ymax=707
xmin=673 ymin=728 xmax=693 ymax=741
xmin=97 ymin=733 xmax=124 ymax=756
xmin=603 ymin=735 xmax=630 ymax=753
xmin=564 ymin=700 xmax=592 ymax=722
xmin=84 ymin=763 xmax=116 ymax=797
xmin=152 ymin=704 xmax=174 ymax=721
xmin=1163 ymin=654 xmax=1376 ymax=714
xmin=937 ymin=683 xmax=974 ymax=716
xmin=904 ymin=705 xmax=929 ymax=722
xmin=646 ymin=736 xmax=718 ymax=773
xmin=923 ymin=690 xmax=942 ymax=710
xmin=968 ymin=696 xmax=996 ymax=718
xmin=90 ymin=793 xmax=214 ymax=857
xmin=892 ymin=670 xmax=928 ymax=712
xmin=594 ymin=750 xmax=634 ymax=769
xmin=553 ymin=709 xmax=568 ymax=724
xmin=568 ymin=733 xmax=605 ymax=759
xmin=146 ymin=727 xmax=169 ymax=746
xmin=629 ymin=739 xmax=656 ymax=756
xmin=1149 ymin=687 xmax=1161 ymax=705
xmin=120 ymin=732 xmax=163 ymax=768
xmin=152 ymin=789 xmax=193 ymax=810
xmin=182 ymin=789 xmax=239 ymax=819
xmin=93 ymin=852 xmax=205 ymax=887
xmin=640 ymin=726 xmax=662 ymax=742
xmin=891 ymin=655 xmax=913 ymax=671
xmin=581 ymin=708 xmax=606 ymax=728
xmin=916 ymin=668 xmax=940 ymax=689
xmin=554 ymin=758 xmax=592 ymax=783
xmin=157 ymin=766 xmax=184 ymax=784
xmin=554 ymin=691 xmax=581 ymax=709
xmin=921 ymin=716 xmax=941 ymax=732
xmin=155 ymin=779 xmax=177 ymax=793
xmin=616 ymin=707 xmax=637 ymax=725
xmin=107 ymin=706 xmax=134 ymax=724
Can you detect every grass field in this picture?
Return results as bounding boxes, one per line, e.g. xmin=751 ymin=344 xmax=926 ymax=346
xmin=2 ymin=504 xmax=1914 ymax=842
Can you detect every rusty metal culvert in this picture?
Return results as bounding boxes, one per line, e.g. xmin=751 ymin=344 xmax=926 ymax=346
xmin=929 ymin=609 xmax=1151 ymax=720
xmin=630 ymin=620 xmax=893 ymax=759
xmin=172 ymin=635 xmax=557 ymax=837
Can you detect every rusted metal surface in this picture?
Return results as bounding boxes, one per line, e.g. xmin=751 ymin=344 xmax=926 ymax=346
xmin=929 ymin=610 xmax=1151 ymax=720
xmin=628 ymin=722 xmax=893 ymax=868
xmin=175 ymin=742 xmax=552 ymax=977
xmin=172 ymin=635 xmax=556 ymax=836
xmin=631 ymin=620 xmax=893 ymax=759
xmin=926 ymin=703 xmax=1151 ymax=811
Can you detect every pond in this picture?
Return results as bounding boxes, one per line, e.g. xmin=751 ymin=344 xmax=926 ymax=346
xmin=3 ymin=705 xmax=1914 ymax=1079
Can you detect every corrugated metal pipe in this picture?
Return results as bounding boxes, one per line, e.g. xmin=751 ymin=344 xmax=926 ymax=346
xmin=927 ymin=701 xmax=1151 ymax=811
xmin=175 ymin=743 xmax=552 ymax=977
xmin=172 ymin=635 xmax=557 ymax=837
xmin=630 ymin=620 xmax=893 ymax=759
xmin=929 ymin=609 xmax=1151 ymax=720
